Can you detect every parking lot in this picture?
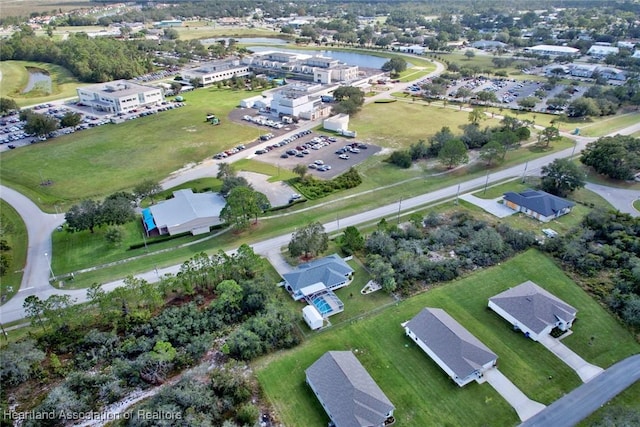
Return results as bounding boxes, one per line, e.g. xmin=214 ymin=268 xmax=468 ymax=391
xmin=0 ymin=100 xmax=186 ymax=153
xmin=414 ymin=76 xmax=588 ymax=114
xmin=253 ymin=131 xmax=381 ymax=179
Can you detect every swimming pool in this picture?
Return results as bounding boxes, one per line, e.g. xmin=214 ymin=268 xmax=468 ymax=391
xmin=312 ymin=296 xmax=333 ymax=315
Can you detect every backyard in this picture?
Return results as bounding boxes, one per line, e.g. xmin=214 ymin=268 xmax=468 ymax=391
xmin=255 ymin=249 xmax=640 ymax=427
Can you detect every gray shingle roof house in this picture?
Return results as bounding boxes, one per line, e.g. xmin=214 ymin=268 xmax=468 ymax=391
xmin=403 ymin=308 xmax=498 ymax=387
xmin=503 ymin=189 xmax=575 ymax=222
xmin=488 ymin=281 xmax=577 ymax=341
xmin=283 ymin=254 xmax=354 ymax=301
xmin=145 ymin=189 xmax=226 ymax=236
xmin=305 ymin=351 xmax=395 ymax=427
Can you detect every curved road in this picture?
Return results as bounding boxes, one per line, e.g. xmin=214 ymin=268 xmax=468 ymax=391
xmin=520 ymin=354 xmax=640 ymax=427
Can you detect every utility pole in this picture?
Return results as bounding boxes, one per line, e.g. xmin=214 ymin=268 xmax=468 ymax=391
xmin=483 ymin=170 xmax=490 ymax=195
xmin=455 ymin=184 xmax=460 ymax=205
xmin=521 ymin=161 xmax=528 ymax=183
xmin=44 ymin=252 xmax=55 ymax=281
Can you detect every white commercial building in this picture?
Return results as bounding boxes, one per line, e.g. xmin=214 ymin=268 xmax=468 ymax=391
xmin=323 ymin=114 xmax=349 ymax=132
xmin=524 ymin=45 xmax=580 ymax=57
xmin=77 ymin=80 xmax=164 ymax=114
xmin=587 ymin=45 xmax=619 ymax=58
xmin=270 ymin=83 xmax=331 ymax=119
xmin=181 ymin=59 xmax=251 ymax=87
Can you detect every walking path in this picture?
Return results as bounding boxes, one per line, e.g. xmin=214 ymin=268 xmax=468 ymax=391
xmin=538 ymin=334 xmax=604 ymax=383
xmin=484 ymin=369 xmax=546 ymax=422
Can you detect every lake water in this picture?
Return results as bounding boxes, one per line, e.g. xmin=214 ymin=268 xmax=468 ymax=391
xmin=22 ymin=70 xmax=52 ymax=94
xmin=200 ymin=37 xmax=290 ymax=45
xmin=247 ymin=46 xmax=391 ymax=69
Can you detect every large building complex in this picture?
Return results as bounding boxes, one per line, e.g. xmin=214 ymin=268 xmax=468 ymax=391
xmin=269 ymin=83 xmax=332 ymax=120
xmin=76 ymin=80 xmax=164 ymax=114
xmin=181 ymin=59 xmax=251 ymax=87
xmin=524 ymin=45 xmax=580 ymax=57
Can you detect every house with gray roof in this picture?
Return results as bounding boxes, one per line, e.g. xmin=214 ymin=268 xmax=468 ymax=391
xmin=403 ymin=308 xmax=497 ymax=387
xmin=503 ymin=189 xmax=574 ymax=222
xmin=144 ymin=189 xmax=226 ymax=236
xmin=305 ymin=351 xmax=395 ymax=427
xmin=488 ymin=281 xmax=577 ymax=341
xmin=282 ymin=254 xmax=353 ymax=301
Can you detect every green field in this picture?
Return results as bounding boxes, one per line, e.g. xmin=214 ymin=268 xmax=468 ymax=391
xmin=434 ymin=51 xmax=545 ymax=81
xmin=1 ymin=0 xmax=91 ymax=18
xmin=175 ymin=24 xmax=285 ymax=41
xmin=0 ymin=61 xmax=86 ymax=106
xmin=255 ymin=249 xmax=640 ymax=427
xmin=0 ymin=201 xmax=28 ymax=302
xmin=575 ymin=112 xmax=640 ymax=137
xmin=0 ymin=88 xmax=260 ymax=211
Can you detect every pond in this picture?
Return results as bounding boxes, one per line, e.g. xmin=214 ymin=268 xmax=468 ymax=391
xmin=200 ymin=37 xmax=290 ymax=45
xmin=22 ymin=67 xmax=52 ymax=94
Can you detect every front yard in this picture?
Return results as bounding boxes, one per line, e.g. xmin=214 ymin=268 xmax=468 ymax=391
xmin=255 ymin=249 xmax=640 ymax=427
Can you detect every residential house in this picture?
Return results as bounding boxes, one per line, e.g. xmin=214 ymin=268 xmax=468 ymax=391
xmin=488 ymin=281 xmax=577 ymax=341
xmin=403 ymin=308 xmax=497 ymax=387
xmin=282 ymin=253 xmax=353 ymax=301
xmin=503 ymin=189 xmax=574 ymax=222
xmin=306 ymin=351 xmax=395 ymax=427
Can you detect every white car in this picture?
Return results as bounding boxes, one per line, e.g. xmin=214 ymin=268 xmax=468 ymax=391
xmin=339 ymin=154 xmax=350 ymax=160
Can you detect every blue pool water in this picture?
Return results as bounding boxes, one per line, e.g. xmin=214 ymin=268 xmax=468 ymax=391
xmin=312 ymin=297 xmax=333 ymax=315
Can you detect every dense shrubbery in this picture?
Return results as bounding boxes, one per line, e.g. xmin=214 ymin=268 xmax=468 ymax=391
xmin=542 ymin=209 xmax=640 ymax=328
xmin=9 ymin=245 xmax=299 ymax=426
xmin=293 ymin=167 xmax=362 ymax=199
xmin=364 ymin=212 xmax=536 ymax=294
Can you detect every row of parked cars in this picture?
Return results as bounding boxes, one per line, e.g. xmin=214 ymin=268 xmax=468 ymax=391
xmin=254 ymin=129 xmax=313 ymax=155
xmin=243 ymin=115 xmax=286 ymax=129
xmin=213 ymin=144 xmax=247 ymax=159
xmin=278 ymin=134 xmax=337 ymax=159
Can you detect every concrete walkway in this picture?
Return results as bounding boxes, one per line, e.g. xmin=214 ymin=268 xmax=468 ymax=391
xmin=459 ymin=193 xmax=517 ymax=218
xmin=538 ymin=334 xmax=604 ymax=382
xmin=484 ymin=369 xmax=546 ymax=422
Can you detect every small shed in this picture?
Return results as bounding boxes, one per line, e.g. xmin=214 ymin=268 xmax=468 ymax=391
xmin=303 ymin=305 xmax=323 ymax=330
xmin=323 ymin=113 xmax=349 ymax=132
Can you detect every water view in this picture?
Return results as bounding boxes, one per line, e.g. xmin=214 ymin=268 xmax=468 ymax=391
xmin=22 ymin=68 xmax=52 ymax=94
xmin=246 ymin=46 xmax=392 ymax=69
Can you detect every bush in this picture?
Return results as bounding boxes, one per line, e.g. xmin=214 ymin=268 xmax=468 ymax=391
xmin=386 ymin=150 xmax=412 ymax=168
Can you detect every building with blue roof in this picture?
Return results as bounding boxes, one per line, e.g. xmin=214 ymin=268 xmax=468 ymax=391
xmin=503 ymin=189 xmax=574 ymax=223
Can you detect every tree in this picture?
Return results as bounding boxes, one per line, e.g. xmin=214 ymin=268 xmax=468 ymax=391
xmin=480 ymin=140 xmax=506 ymax=166
xmin=464 ymin=49 xmax=475 ymax=60
xmin=220 ymin=176 xmax=250 ymax=196
xmin=133 ymin=179 xmax=162 ymax=204
xmin=341 ymin=226 xmax=364 ymax=254
xmin=580 ymin=135 xmax=640 ymax=180
xmin=101 ymin=193 xmax=135 ymax=225
xmin=0 ymin=340 xmax=46 ymax=386
xmin=438 ymin=139 xmax=468 ymax=169
xmin=59 ymin=111 xmax=82 ymax=128
xmin=468 ymin=107 xmax=486 ymax=125
xmin=476 ymin=90 xmax=498 ymax=104
xmin=0 ymin=97 xmax=18 ymax=113
xmin=220 ymin=187 xmax=270 ymax=230
xmin=428 ymin=126 xmax=455 ymax=156
xmin=332 ymin=86 xmax=365 ymax=115
xmin=517 ymin=96 xmax=538 ymax=110
xmin=105 ymin=226 xmax=123 ymax=246
xmin=216 ymin=162 xmax=236 ymax=180
xmin=292 ymin=164 xmax=308 ymax=180
xmin=23 ymin=295 xmax=47 ymax=332
xmin=24 ymin=112 xmax=58 ymax=137
xmin=567 ymin=97 xmax=601 ymax=118
xmin=381 ymin=57 xmax=407 ymax=74
xmin=65 ymin=199 xmax=101 ymax=233
xmin=541 ymin=158 xmax=586 ymax=197
xmin=387 ymin=150 xmax=412 ymax=168
xmin=366 ymin=254 xmax=396 ymax=293
xmin=539 ymin=126 xmax=560 ymax=148
xmin=288 ymin=221 xmax=328 ymax=259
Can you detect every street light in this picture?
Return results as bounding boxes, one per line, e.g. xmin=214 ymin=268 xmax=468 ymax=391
xmin=44 ymin=252 xmax=55 ymax=281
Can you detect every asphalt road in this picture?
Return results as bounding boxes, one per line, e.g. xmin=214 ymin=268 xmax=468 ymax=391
xmin=520 ymin=354 xmax=640 ymax=427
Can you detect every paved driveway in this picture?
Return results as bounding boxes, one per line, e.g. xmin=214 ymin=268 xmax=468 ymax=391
xmin=459 ymin=193 xmax=517 ymax=218
xmin=484 ymin=369 xmax=546 ymax=422
xmin=538 ymin=334 xmax=603 ymax=382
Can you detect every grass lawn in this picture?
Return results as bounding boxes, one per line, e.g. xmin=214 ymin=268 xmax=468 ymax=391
xmin=255 ymin=249 xmax=640 ymax=427
xmin=575 ymin=112 xmax=640 ymax=137
xmin=233 ymin=159 xmax=298 ymax=182
xmin=0 ymin=88 xmax=261 ymax=212
xmin=0 ymin=61 xmax=86 ymax=106
xmin=634 ymin=199 xmax=640 ymax=212
xmin=350 ymin=101 xmax=502 ymax=148
xmin=175 ymin=25 xmax=285 ymax=41
xmin=0 ymin=0 xmax=90 ymax=19
xmin=434 ymin=51 xmax=545 ymax=81
xmin=0 ymin=201 xmax=28 ymax=303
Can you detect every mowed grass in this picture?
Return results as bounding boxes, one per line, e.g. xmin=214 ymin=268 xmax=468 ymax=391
xmin=0 ymin=61 xmax=86 ymax=106
xmin=255 ymin=249 xmax=640 ymax=427
xmin=0 ymin=201 xmax=28 ymax=302
xmin=175 ymin=25 xmax=284 ymax=41
xmin=233 ymin=158 xmax=298 ymax=182
xmin=576 ymin=112 xmax=640 ymax=137
xmin=0 ymin=88 xmax=261 ymax=211
xmin=350 ymin=101 xmax=501 ymax=148
xmin=0 ymin=0 xmax=90 ymax=18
